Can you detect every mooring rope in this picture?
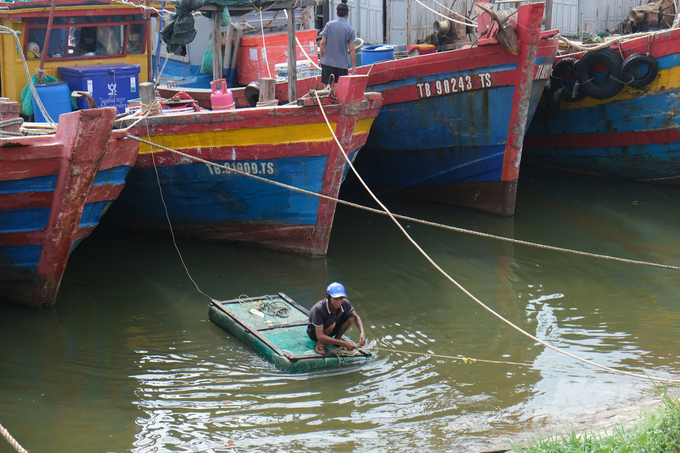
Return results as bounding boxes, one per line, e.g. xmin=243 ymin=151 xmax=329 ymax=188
xmin=372 ymin=346 xmax=607 ymax=373
xmin=556 ymin=29 xmax=669 ymax=53
xmin=125 ymin=134 xmax=680 ymax=273
xmin=309 ymin=92 xmax=680 ymax=385
xmin=125 ymin=98 xmax=680 ymax=384
xmin=0 ymin=422 xmax=28 ymax=453
xmin=143 ymin=123 xmax=216 ymax=302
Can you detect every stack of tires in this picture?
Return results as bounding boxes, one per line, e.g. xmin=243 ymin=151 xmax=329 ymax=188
xmin=539 ymin=48 xmax=659 ymax=119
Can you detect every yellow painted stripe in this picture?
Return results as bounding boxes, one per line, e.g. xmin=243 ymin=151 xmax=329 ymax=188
xmin=139 ymin=117 xmax=375 ymax=155
xmin=560 ymin=65 xmax=680 ymax=110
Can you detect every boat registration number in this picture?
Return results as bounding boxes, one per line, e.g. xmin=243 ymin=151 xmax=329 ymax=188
xmin=206 ymin=161 xmax=276 ymax=176
xmin=417 ymin=73 xmax=493 ymax=98
xmin=534 ymin=63 xmax=553 ymax=80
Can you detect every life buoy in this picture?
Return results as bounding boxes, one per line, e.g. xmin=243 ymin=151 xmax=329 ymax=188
xmin=550 ymin=57 xmax=587 ymax=102
xmin=245 ymin=81 xmax=260 ymax=107
xmin=576 ymin=48 xmax=624 ymax=100
xmin=621 ymin=53 xmax=659 ymax=88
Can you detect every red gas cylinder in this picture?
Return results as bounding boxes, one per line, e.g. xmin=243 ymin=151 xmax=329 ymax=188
xmin=210 ymin=79 xmax=235 ymax=110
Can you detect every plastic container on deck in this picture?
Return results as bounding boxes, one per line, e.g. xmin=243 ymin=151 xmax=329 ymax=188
xmin=236 ymin=30 xmax=319 ymax=85
xmin=360 ymin=44 xmax=395 ymax=66
xmin=58 ymin=63 xmax=140 ymax=113
xmin=32 ymin=81 xmax=71 ymax=122
xmin=210 ymin=79 xmax=235 ymax=110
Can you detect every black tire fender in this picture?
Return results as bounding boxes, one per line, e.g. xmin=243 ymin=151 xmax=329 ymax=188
xmin=550 ymin=57 xmax=587 ymax=102
xmin=621 ymin=53 xmax=659 ymax=89
xmin=245 ymin=81 xmax=260 ymax=107
xmin=576 ymin=48 xmax=624 ymax=100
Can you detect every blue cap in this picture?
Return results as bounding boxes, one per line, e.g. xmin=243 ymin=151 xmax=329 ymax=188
xmin=326 ymin=282 xmax=347 ymax=298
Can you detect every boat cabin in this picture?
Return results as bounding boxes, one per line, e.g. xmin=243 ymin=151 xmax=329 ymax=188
xmin=0 ymin=0 xmax=154 ymax=110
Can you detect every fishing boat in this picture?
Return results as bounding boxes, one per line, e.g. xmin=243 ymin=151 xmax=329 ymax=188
xmin=211 ymin=2 xmax=559 ymax=216
xmin=113 ymin=74 xmax=381 ymax=257
xmin=0 ymin=105 xmax=138 ymax=308
xmin=523 ymin=25 xmax=680 ymax=181
xmin=209 ymin=293 xmax=371 ymax=372
xmin=344 ymin=5 xmax=558 ymax=216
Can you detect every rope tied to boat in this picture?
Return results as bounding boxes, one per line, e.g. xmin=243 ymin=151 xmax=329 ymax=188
xmin=125 ymin=133 xmax=680 ymax=275
xmin=310 ymin=91 xmax=680 ymax=385
xmin=556 ymin=29 xmax=669 ymax=54
xmin=125 ymin=91 xmax=680 ymax=384
xmin=0 ymin=422 xmax=28 ymax=453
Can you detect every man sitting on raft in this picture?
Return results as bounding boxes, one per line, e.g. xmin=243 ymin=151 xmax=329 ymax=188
xmin=307 ymin=282 xmax=366 ymax=355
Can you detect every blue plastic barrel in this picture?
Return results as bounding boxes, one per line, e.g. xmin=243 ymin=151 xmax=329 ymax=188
xmin=360 ymin=44 xmax=395 ymax=66
xmin=32 ymin=81 xmax=71 ymax=122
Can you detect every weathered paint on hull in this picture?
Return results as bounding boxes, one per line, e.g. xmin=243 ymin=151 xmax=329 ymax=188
xmin=113 ymin=76 xmax=382 ymax=257
xmin=346 ymin=9 xmax=557 ymax=216
xmin=0 ymin=108 xmax=139 ymax=308
xmin=524 ymin=28 xmax=680 ymax=182
xmin=221 ymin=4 xmax=557 ymax=216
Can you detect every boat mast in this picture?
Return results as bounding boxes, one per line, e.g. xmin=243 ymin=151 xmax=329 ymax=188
xmin=37 ymin=0 xmax=57 ymax=84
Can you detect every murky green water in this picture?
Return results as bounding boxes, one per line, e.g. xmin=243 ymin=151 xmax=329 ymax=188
xmin=2 ymin=168 xmax=680 ymax=452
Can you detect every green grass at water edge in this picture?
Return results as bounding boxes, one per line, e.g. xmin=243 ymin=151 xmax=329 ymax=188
xmin=513 ymin=387 xmax=680 ymax=453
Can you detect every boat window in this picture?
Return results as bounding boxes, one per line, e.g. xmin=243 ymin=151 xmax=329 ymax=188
xmin=26 ymin=28 xmax=69 ymax=59
xmin=69 ymin=16 xmax=108 ymax=24
xmin=68 ymin=25 xmax=124 ymax=56
xmin=24 ymin=16 xmax=146 ymax=60
xmin=128 ymin=23 xmax=145 ymax=54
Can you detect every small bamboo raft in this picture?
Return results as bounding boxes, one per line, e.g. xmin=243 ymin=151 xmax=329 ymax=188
xmin=209 ymin=293 xmax=371 ymax=372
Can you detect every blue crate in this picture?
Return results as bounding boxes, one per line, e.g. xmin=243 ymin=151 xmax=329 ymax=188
xmin=58 ymin=63 xmax=140 ymax=113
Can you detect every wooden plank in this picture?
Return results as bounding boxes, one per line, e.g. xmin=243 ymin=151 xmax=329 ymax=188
xmin=545 ymin=0 xmax=553 ymax=29
xmin=259 ymin=78 xmax=276 ymax=103
xmin=279 ymin=292 xmax=310 ymax=315
xmin=212 ymin=7 xmax=223 ymax=82
xmin=230 ymin=16 xmax=246 ymax=77
xmin=223 ymin=24 xmax=234 ymax=75
xmin=287 ymin=7 xmax=297 ymax=102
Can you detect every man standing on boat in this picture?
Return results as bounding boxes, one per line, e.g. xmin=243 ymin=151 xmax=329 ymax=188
xmin=307 ymin=282 xmax=366 ymax=355
xmin=319 ymin=0 xmax=357 ymax=87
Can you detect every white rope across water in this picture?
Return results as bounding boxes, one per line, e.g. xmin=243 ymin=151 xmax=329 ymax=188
xmin=0 ymin=422 xmax=28 ymax=453
xmin=125 ymin=133 xmax=680 ymax=274
xmin=125 ymin=94 xmax=680 ymax=384
xmin=309 ymin=91 xmax=680 ymax=385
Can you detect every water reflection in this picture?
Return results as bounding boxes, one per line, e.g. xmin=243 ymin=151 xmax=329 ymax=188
xmin=1 ymin=168 xmax=680 ymax=452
